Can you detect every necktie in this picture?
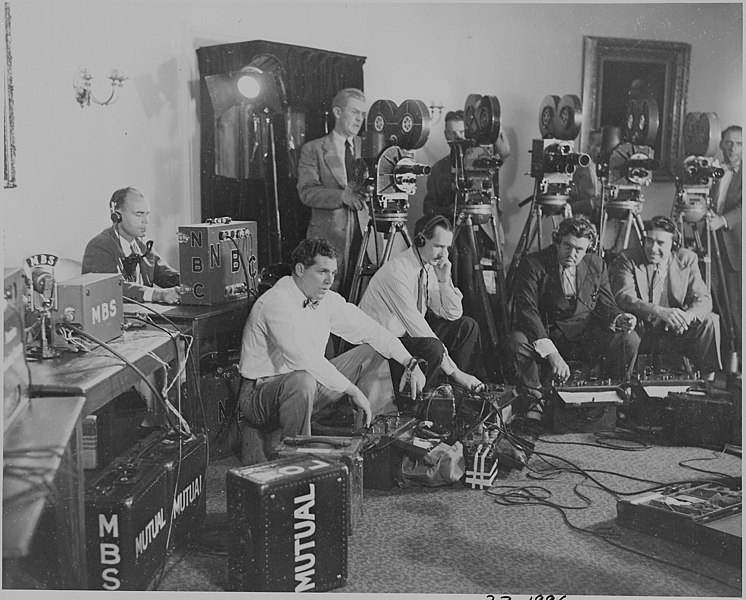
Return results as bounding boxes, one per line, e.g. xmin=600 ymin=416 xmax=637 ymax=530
xmin=303 ymin=298 xmax=319 ymax=309
xmin=345 ymin=139 xmax=355 ymax=183
xmin=417 ymin=267 xmax=428 ymax=313
xmin=561 ymin=267 xmax=576 ymax=299
xmin=648 ymin=267 xmax=661 ymax=305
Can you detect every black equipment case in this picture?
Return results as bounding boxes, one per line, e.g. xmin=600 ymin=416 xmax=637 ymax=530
xmin=226 ymin=454 xmax=349 ymax=592
xmin=272 ymin=435 xmax=364 ymax=535
xmin=114 ymin=431 xmax=208 ymax=545
xmin=85 ymin=460 xmax=171 ymax=590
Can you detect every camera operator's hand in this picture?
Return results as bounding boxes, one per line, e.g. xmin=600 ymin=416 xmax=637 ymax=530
xmin=344 ymin=384 xmax=372 ymax=428
xmin=451 ymin=368 xmax=483 ymax=391
xmin=654 ymin=306 xmax=693 ymax=335
xmin=707 ymin=211 xmax=728 ymax=232
xmin=341 ymin=185 xmax=367 ymax=211
xmin=153 ymin=286 xmax=181 ymax=305
xmin=433 ymin=256 xmax=452 ymax=283
xmin=546 ymin=352 xmax=570 ymax=384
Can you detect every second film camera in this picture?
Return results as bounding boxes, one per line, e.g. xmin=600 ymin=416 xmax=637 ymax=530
xmin=673 ymin=112 xmax=725 ymax=224
xmin=449 ymin=94 xmax=504 ymax=224
xmin=531 ymin=94 xmax=590 ymax=211
xmin=352 ymin=99 xmax=432 ymax=226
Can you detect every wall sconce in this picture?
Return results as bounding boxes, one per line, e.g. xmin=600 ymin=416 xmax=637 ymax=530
xmin=73 ymin=68 xmax=128 ymax=107
xmin=428 ymin=101 xmax=445 ymax=125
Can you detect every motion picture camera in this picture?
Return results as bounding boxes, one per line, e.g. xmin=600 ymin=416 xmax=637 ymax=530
xmin=350 ymin=99 xmax=432 ymax=224
xmin=530 ymin=94 xmax=590 ymax=211
xmin=673 ymin=112 xmax=725 ymax=224
xmin=449 ymin=94 xmax=504 ymax=224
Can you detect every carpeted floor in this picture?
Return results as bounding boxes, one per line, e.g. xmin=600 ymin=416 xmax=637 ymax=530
xmin=154 ymin=429 xmax=742 ymax=597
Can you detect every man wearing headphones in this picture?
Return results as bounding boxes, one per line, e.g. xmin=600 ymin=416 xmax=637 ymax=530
xmin=359 ymin=214 xmax=485 ymax=401
xmin=610 ymin=216 xmax=721 ymax=378
xmin=82 ymin=187 xmax=182 ymax=303
xmin=507 ymin=216 xmax=639 ymax=413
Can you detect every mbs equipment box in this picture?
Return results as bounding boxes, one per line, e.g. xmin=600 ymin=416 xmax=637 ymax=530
xmin=226 ymin=454 xmax=348 ymax=592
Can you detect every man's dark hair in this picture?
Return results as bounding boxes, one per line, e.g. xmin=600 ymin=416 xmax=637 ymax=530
xmin=555 ymin=215 xmax=598 ymax=244
xmin=109 ymin=186 xmax=144 ymax=211
xmin=291 ymin=238 xmax=338 ymax=268
xmin=445 ymin=110 xmax=464 ymax=123
xmin=414 ymin=214 xmax=452 ymax=240
xmin=721 ymin=125 xmax=742 ymax=140
xmin=645 ymin=215 xmax=678 ymax=236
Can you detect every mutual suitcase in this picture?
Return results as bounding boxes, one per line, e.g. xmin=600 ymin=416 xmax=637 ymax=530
xmin=85 ymin=460 xmax=170 ymax=590
xmin=272 ymin=435 xmax=364 ymax=535
xmin=114 ymin=431 xmax=208 ymax=546
xmin=226 ymin=454 xmax=348 ymax=592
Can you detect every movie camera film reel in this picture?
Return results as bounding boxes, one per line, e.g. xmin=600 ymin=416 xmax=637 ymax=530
xmin=683 ymin=111 xmax=721 ymax=157
xmin=464 ymin=94 xmax=501 ymax=145
xmin=538 ymin=94 xmax=583 ymax=141
xmin=395 ymin=99 xmax=431 ymax=150
xmin=623 ymin=96 xmax=660 ymax=146
xmin=367 ymin=99 xmax=399 ymax=141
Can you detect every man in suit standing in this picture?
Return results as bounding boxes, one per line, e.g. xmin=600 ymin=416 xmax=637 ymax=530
xmin=297 ymin=88 xmax=369 ymax=298
xmin=507 ymin=216 xmax=639 ymax=414
xmin=610 ymin=216 xmax=721 ymax=378
xmin=709 ymin=125 xmax=742 ymax=351
xmin=82 ymin=187 xmax=182 ymax=304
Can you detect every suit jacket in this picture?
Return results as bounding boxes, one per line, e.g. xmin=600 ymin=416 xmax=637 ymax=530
xmin=296 ymin=132 xmax=362 ymax=262
xmin=610 ymin=246 xmax=712 ymax=323
xmin=511 ymin=245 xmax=621 ymax=344
xmin=422 ymin=155 xmax=454 ymax=218
xmin=81 ymin=227 xmax=180 ymax=302
xmin=715 ymin=166 xmax=742 ymax=271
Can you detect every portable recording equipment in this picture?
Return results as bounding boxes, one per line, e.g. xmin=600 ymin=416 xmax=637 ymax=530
xmin=178 ymin=219 xmax=258 ymax=305
xmin=346 ymin=99 xmax=432 ymax=305
xmin=507 ymin=93 xmax=589 ymax=289
xmin=4 ymin=268 xmax=29 ymax=430
xmin=51 ymin=273 xmax=125 ymax=351
xmin=23 ymin=253 xmax=60 ymax=359
xmin=617 ymin=482 xmax=741 ymax=567
xmin=227 ymin=455 xmax=348 ymax=592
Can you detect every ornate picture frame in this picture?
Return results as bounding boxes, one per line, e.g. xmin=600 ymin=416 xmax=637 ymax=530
xmin=580 ymin=36 xmax=691 ymax=181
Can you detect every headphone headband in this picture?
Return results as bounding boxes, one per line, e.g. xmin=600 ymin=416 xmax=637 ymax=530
xmin=552 ymin=216 xmax=598 ymax=253
xmin=645 ymin=216 xmax=682 ymax=249
xmin=414 ymin=214 xmax=451 ymax=247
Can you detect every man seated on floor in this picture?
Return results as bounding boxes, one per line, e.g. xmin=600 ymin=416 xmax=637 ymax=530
xmin=237 ymin=237 xmax=426 ymax=464
xmin=506 ymin=215 xmax=639 ymax=417
xmin=82 ymin=186 xmax=182 ymax=304
xmin=359 ymin=214 xmax=484 ymax=402
xmin=609 ymin=216 xmax=721 ymax=379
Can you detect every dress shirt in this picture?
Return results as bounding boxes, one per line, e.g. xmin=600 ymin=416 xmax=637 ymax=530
xmin=533 ymin=265 xmax=579 ymax=359
xmin=239 ymin=276 xmax=411 ymax=393
xmin=332 ymin=130 xmax=355 ymax=183
xmin=359 ymin=247 xmax=464 ymax=375
xmin=646 ymin=261 xmax=670 ymax=309
xmin=118 ymin=235 xmax=154 ymax=302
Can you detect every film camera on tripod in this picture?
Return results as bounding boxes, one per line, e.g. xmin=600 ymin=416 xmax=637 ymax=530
xmin=346 ymin=99 xmax=432 ymax=305
xmin=596 ymin=95 xmax=661 ymax=254
xmin=507 ymin=94 xmax=590 ymax=288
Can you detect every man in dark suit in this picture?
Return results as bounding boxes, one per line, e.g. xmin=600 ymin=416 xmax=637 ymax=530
xmin=507 ymin=216 xmax=639 ymax=407
xmin=82 ymin=187 xmax=181 ymax=303
xmin=610 ymin=216 xmax=720 ymax=378
xmin=297 ymin=88 xmax=369 ymax=297
xmin=709 ymin=125 xmax=742 ymax=350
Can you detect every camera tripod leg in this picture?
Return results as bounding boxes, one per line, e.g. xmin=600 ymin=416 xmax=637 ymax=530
xmin=708 ymin=225 xmax=740 ymax=372
xmin=487 ymin=214 xmax=510 ymax=340
xmin=463 ymin=216 xmax=500 ymax=354
xmin=348 ymin=222 xmax=373 ymax=306
xmin=506 ymin=202 xmax=541 ymax=291
xmin=689 ymin=222 xmax=712 ymax=289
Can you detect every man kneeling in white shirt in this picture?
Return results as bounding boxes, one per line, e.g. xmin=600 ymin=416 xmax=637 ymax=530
xmin=237 ymin=237 xmax=426 ymax=464
xmin=359 ymin=214 xmax=484 ymax=402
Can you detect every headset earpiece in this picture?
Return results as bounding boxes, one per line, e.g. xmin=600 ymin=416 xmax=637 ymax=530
xmin=110 ymin=210 xmax=122 ymax=224
xmin=414 ymin=215 xmax=450 ymax=248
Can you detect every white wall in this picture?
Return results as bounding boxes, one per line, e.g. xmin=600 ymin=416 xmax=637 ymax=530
xmin=3 ymin=1 xmax=742 ymax=270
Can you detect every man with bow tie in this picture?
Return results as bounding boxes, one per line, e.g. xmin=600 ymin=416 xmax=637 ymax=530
xmin=708 ymin=125 xmax=742 ymax=350
xmin=297 ymin=88 xmax=369 ymax=299
xmin=82 ymin=187 xmax=181 ymax=303
xmin=238 ymin=237 xmax=426 ymax=464
xmin=610 ymin=216 xmax=721 ymax=379
xmin=506 ymin=216 xmax=638 ymax=416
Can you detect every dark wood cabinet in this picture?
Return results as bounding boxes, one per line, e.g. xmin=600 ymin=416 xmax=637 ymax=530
xmin=197 ymin=40 xmax=365 ymax=268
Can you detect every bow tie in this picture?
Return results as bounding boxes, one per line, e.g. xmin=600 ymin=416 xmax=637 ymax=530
xmin=303 ymin=298 xmax=319 ymax=309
